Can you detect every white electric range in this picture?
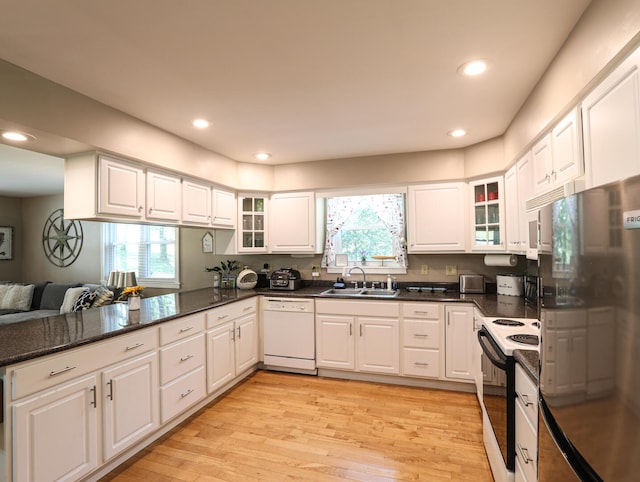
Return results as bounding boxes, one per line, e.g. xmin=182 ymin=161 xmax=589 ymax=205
xmin=478 ymin=316 xmax=539 ymax=482
xmin=482 ymin=317 xmax=540 ymax=355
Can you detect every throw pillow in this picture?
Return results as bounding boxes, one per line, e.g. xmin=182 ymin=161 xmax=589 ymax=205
xmin=92 ymin=286 xmax=115 ymax=308
xmin=40 ymin=283 xmax=82 ymax=310
xmin=59 ymin=287 xmax=88 ymax=314
xmin=72 ymin=288 xmax=98 ymax=312
xmin=0 ymin=284 xmax=35 ymax=311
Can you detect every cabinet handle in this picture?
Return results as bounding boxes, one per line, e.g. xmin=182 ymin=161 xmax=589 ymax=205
xmin=349 ymin=323 xmax=352 ymax=336
xmin=179 ymin=326 xmax=194 ymax=333
xmin=413 ymin=333 xmax=429 ymax=338
xmin=230 ymin=328 xmax=235 ymax=342
xmin=243 ymin=306 xmax=252 ymax=311
xmin=148 ymin=208 xmax=153 ymax=214
xmin=218 ymin=314 xmax=229 ymax=320
xmin=49 ymin=366 xmax=76 ymax=377
xmin=517 ymin=443 xmax=533 ymax=464
xmin=138 ymin=206 xmax=143 ymax=212
xmin=359 ymin=324 xmax=363 ymax=337
xmin=414 ymin=362 xmax=430 ymax=367
xmin=107 ymin=380 xmax=114 ymax=400
xmin=517 ymin=391 xmax=533 ymax=406
xmin=180 ymin=354 xmax=194 ymax=362
xmin=180 ymin=388 xmax=194 ymax=399
xmin=237 ymin=326 xmax=241 ymax=339
xmin=90 ymin=385 xmax=97 ymax=408
xmin=126 ymin=342 xmax=144 ymax=351
xmin=413 ymin=311 xmax=429 ymax=315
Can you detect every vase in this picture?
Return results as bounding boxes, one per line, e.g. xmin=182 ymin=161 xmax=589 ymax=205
xmin=128 ymin=295 xmax=141 ymax=310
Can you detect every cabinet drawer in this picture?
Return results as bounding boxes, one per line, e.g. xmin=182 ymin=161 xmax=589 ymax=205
xmin=160 ymin=366 xmax=206 ymax=424
xmin=515 ymin=363 xmax=538 ymax=427
xmin=206 ymin=298 xmax=257 ymax=329
xmin=403 ymin=319 xmax=440 ymax=348
xmin=402 ymin=303 xmax=441 ymax=319
xmin=11 ymin=328 xmax=157 ymax=400
xmin=515 ymin=398 xmax=538 ymax=482
xmin=159 ymin=334 xmax=205 ymax=385
xmin=159 ymin=312 xmax=205 ymax=346
xmin=402 ymin=348 xmax=440 ymax=378
xmin=316 ymin=299 xmax=400 ymax=317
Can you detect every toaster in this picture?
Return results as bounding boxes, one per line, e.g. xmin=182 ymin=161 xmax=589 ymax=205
xmin=269 ymin=268 xmax=303 ymax=290
xmin=459 ymin=274 xmax=485 ymax=294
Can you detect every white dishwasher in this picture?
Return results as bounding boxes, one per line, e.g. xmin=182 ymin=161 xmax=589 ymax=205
xmin=263 ymin=297 xmax=316 ymax=374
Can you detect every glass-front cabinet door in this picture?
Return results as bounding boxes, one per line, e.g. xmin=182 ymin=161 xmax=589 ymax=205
xmin=238 ymin=194 xmax=268 ymax=252
xmin=470 ymin=176 xmax=505 ymax=251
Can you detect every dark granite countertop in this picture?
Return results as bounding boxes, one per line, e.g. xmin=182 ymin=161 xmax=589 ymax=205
xmin=514 ymin=349 xmax=539 ymax=384
xmin=0 ymin=284 xmax=538 ymax=368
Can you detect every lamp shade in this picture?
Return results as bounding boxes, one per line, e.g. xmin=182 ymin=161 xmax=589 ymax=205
xmin=123 ymin=272 xmax=137 ymax=288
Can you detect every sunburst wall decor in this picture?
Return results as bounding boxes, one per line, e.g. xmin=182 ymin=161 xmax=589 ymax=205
xmin=42 ymin=208 xmax=84 ymax=267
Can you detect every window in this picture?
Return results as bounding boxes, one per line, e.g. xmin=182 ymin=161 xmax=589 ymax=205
xmin=321 ymin=193 xmax=407 ymax=273
xmin=551 ymin=196 xmax=578 ymax=278
xmin=102 ymin=223 xmax=179 ymax=288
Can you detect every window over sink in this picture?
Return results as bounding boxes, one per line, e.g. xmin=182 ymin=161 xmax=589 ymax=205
xmin=321 ymin=193 xmax=407 ymax=274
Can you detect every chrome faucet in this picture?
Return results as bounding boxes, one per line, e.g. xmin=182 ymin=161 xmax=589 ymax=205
xmin=347 ymin=266 xmax=367 ymax=289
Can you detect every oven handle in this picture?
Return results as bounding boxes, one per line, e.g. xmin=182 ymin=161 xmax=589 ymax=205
xmin=477 ymin=328 xmax=507 ymax=370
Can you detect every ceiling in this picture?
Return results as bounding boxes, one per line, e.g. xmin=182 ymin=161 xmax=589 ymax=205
xmin=0 ymin=0 xmax=591 ymax=195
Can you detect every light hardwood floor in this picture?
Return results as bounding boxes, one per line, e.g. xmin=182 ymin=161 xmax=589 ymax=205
xmin=101 ymin=371 xmax=492 ymax=481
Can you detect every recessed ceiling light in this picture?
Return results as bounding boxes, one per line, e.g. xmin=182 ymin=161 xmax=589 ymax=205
xmin=448 ymin=129 xmax=467 ymax=137
xmin=192 ymin=119 xmax=210 ymax=129
xmin=254 ymin=152 xmax=271 ymax=161
xmin=458 ymin=60 xmax=488 ymax=76
xmin=2 ymin=131 xmax=35 ymax=142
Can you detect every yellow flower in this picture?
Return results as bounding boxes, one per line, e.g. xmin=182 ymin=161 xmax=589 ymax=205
xmin=120 ymin=285 xmax=145 ymax=297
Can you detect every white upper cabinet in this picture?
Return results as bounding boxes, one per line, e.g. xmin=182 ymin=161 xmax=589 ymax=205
xmin=182 ymin=179 xmax=212 ymax=225
xmin=146 ymin=170 xmax=181 ymax=222
xmin=269 ymin=191 xmax=322 ymax=253
xmin=469 ymin=177 xmax=505 ymax=251
xmin=99 ymin=156 xmax=146 ymax=218
xmin=504 ymin=164 xmax=520 ymax=252
xmin=211 ymin=188 xmax=237 ymax=229
xmin=582 ymin=47 xmax=640 ymax=189
xmin=238 ymin=194 xmax=268 ymax=253
xmin=532 ymin=108 xmax=583 ymax=195
xmin=551 ymin=108 xmax=583 ymax=186
xmin=407 ymin=183 xmax=467 ymax=252
xmin=506 ymin=152 xmax=534 ymax=253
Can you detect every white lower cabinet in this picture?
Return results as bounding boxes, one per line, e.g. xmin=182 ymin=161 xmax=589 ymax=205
xmin=316 ymin=299 xmax=400 ymax=375
xmin=205 ymin=298 xmax=258 ymax=394
xmin=401 ymin=303 xmax=442 ymax=379
xmin=10 ymin=336 xmax=160 ymax=482
xmin=444 ymin=305 xmax=475 ymax=381
xmin=102 ymin=352 xmax=159 ymax=460
xmin=515 ymin=363 xmax=538 ymax=482
xmin=12 ymin=374 xmax=99 ymax=482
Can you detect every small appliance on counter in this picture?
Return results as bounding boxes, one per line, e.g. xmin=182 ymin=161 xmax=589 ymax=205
xmin=237 ymin=268 xmax=258 ymax=290
xmin=496 ymin=274 xmax=524 ymax=296
xmin=269 ymin=268 xmax=303 ymax=290
xmin=459 ymin=274 xmax=485 ymax=293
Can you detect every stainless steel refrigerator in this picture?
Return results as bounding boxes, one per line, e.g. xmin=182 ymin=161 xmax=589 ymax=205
xmin=537 ymin=174 xmax=640 ymax=481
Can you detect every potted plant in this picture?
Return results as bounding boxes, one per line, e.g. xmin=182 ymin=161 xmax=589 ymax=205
xmin=205 ymin=260 xmax=240 ymax=289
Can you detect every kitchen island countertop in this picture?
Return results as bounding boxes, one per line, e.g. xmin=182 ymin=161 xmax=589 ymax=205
xmin=0 ymin=285 xmax=537 ymax=368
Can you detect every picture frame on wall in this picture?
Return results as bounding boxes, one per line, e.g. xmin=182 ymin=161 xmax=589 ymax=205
xmin=0 ymin=226 xmax=13 ymax=260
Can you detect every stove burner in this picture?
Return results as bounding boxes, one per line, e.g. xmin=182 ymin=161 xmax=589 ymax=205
xmin=507 ymin=334 xmax=539 ymax=345
xmin=493 ymin=318 xmax=525 ymax=327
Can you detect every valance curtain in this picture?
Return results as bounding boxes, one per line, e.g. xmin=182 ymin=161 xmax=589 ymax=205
xmin=321 ymin=193 xmax=407 ymax=268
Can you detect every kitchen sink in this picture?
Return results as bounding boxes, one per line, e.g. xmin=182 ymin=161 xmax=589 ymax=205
xmin=320 ymin=288 xmax=399 ymax=298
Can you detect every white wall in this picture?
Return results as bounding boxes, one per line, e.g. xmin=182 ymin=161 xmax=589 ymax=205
xmin=0 ymin=196 xmax=22 ymax=281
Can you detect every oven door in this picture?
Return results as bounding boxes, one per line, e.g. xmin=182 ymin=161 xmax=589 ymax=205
xmin=477 ymin=327 xmax=516 ymax=472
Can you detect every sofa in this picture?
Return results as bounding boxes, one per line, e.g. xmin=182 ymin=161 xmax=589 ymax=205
xmin=0 ymin=282 xmax=119 ymax=325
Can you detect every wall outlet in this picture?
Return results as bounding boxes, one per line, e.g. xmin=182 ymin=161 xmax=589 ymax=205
xmin=421 ymin=264 xmax=429 ymax=274
xmin=445 ymin=264 xmax=458 ymax=276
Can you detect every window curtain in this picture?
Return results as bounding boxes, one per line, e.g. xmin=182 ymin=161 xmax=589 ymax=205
xmin=321 ymin=193 xmax=407 ymax=268
xmin=321 ymin=196 xmax=361 ymax=267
